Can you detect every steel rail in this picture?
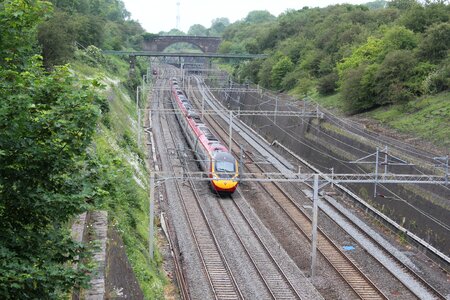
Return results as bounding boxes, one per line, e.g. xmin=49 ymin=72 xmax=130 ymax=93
xmin=156 ymin=75 xmax=243 ymax=300
xmin=319 ymin=193 xmax=447 ymax=300
xmin=192 ymin=77 xmax=389 ymax=300
xmin=150 ymin=73 xmax=190 ymax=300
xmin=218 ymin=194 xmax=302 ymax=299
xmin=195 ymin=75 xmax=446 ymax=299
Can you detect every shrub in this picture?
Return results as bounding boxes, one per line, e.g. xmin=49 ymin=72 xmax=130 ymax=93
xmin=317 ymin=72 xmax=338 ymax=95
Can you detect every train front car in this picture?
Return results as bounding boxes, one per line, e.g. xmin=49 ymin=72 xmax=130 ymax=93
xmin=210 ymin=152 xmax=239 ymax=193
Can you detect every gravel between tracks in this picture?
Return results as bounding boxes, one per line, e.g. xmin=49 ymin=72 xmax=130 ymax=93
xmin=151 ymin=81 xmax=214 ymax=299
xmin=152 ymin=70 xmax=450 ymax=299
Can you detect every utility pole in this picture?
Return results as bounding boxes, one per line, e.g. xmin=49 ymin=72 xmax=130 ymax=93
xmin=274 ymin=96 xmax=278 ymax=125
xmin=350 ymin=146 xmax=413 ymax=198
xmin=228 ymin=110 xmax=233 ymax=150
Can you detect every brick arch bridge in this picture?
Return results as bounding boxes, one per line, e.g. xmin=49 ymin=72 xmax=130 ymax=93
xmin=142 ymin=35 xmax=221 ymax=53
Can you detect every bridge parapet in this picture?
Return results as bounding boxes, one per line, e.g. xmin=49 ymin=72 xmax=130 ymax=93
xmin=142 ymin=35 xmax=222 ymax=53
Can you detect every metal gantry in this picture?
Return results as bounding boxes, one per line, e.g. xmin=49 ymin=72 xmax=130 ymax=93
xmin=147 ymin=67 xmax=450 ymax=280
xmin=147 ymin=169 xmax=449 ymax=275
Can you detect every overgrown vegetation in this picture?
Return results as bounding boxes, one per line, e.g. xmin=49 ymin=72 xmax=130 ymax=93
xmin=221 ymin=1 xmax=449 ymax=113
xmin=367 ymin=92 xmax=450 ymax=147
xmin=0 ymin=0 xmax=103 ymax=297
xmin=80 ymin=55 xmax=165 ymax=297
xmin=1 ymin=0 xmax=164 ymax=298
xmin=215 ymin=0 xmax=449 ymax=146
xmin=37 ymin=0 xmax=145 ymax=68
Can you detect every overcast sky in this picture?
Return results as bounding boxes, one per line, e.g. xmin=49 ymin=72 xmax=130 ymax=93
xmin=122 ymin=0 xmax=370 ymax=33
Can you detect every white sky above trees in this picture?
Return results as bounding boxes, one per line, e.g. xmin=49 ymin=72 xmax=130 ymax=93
xmin=122 ymin=0 xmax=370 ymax=33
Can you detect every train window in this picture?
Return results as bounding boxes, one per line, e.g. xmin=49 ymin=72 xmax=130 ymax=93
xmin=215 ymin=160 xmax=235 ymax=172
xmin=199 ymin=127 xmax=217 ymax=141
xmin=187 ymin=110 xmax=199 ymax=118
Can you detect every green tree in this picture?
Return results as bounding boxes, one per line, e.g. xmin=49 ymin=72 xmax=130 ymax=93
xmin=0 ymin=0 xmax=52 ymax=69
xmin=374 ymin=50 xmax=417 ymax=104
xmin=236 ymin=59 xmax=262 ymax=84
xmin=209 ymin=17 xmax=230 ymax=36
xmin=0 ymin=58 xmax=105 ymax=299
xmin=271 ymin=55 xmax=294 ymax=90
xmin=244 ymin=10 xmax=275 ymax=24
xmin=341 ymin=63 xmax=378 ymax=113
xmin=424 ymin=57 xmax=450 ymax=93
xmin=165 ymin=28 xmax=185 ymax=36
xmin=37 ymin=11 xmax=76 ymax=68
xmin=258 ymin=55 xmax=277 ymax=88
xmin=418 ymin=22 xmax=450 ymax=62
xmin=74 ymin=14 xmax=105 ymax=47
xmin=337 ymin=37 xmax=385 ymax=77
xmin=382 ymin=25 xmax=417 ymax=51
xmin=295 ymin=71 xmax=315 ymax=97
xmin=318 ymin=72 xmax=339 ymax=95
xmin=0 ymin=0 xmax=106 ymax=297
xmin=400 ymin=2 xmax=449 ymax=33
xmin=188 ymin=24 xmax=208 ymax=36
xmin=388 ymin=0 xmax=419 ymax=10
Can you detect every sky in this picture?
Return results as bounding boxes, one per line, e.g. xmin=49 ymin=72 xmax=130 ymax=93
xmin=122 ymin=0 xmax=370 ymax=34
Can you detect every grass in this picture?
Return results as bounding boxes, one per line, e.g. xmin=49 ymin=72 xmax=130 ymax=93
xmin=367 ymin=92 xmax=450 ymax=148
xmin=312 ymin=92 xmax=346 ymax=111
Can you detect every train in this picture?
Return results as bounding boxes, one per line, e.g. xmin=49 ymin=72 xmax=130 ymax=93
xmin=170 ymin=77 xmax=239 ymax=193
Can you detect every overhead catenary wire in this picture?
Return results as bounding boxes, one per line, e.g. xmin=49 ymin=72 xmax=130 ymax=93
xmin=202 ymin=75 xmax=450 ymax=232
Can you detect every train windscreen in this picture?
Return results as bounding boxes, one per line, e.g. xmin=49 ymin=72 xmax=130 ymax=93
xmin=214 ymin=153 xmax=236 ymax=173
xmin=215 ymin=160 xmax=235 ymax=172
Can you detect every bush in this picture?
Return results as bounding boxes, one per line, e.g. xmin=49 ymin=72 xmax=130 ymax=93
xmin=341 ymin=64 xmax=377 ymax=113
xmin=418 ymin=22 xmax=450 ymax=63
xmin=317 ymin=72 xmax=338 ymax=95
xmin=374 ymin=50 xmax=417 ymax=105
xmin=424 ymin=59 xmax=450 ymax=94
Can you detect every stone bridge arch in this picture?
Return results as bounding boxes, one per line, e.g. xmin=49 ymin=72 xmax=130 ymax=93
xmin=142 ymin=35 xmax=222 ymax=53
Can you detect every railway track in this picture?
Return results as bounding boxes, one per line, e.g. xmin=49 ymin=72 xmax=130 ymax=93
xmin=244 ymin=161 xmax=387 ymax=300
xmin=153 ymin=69 xmax=448 ymax=299
xmin=152 ymin=72 xmax=243 ymax=300
xmin=147 ymin=72 xmax=190 ymax=300
xmin=217 ymin=192 xmax=302 ymax=299
xmin=164 ymin=72 xmax=303 ymax=299
xmin=239 ymin=125 xmax=445 ymax=299
xmin=158 ymin=67 xmax=326 ymax=299
xmin=189 ymin=75 xmax=448 ymax=299
xmin=311 ymin=189 xmax=447 ymax=299
xmin=187 ymin=78 xmax=392 ymax=299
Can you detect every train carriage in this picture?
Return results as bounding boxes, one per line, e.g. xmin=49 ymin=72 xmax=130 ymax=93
xmin=170 ymin=78 xmax=239 ymax=193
